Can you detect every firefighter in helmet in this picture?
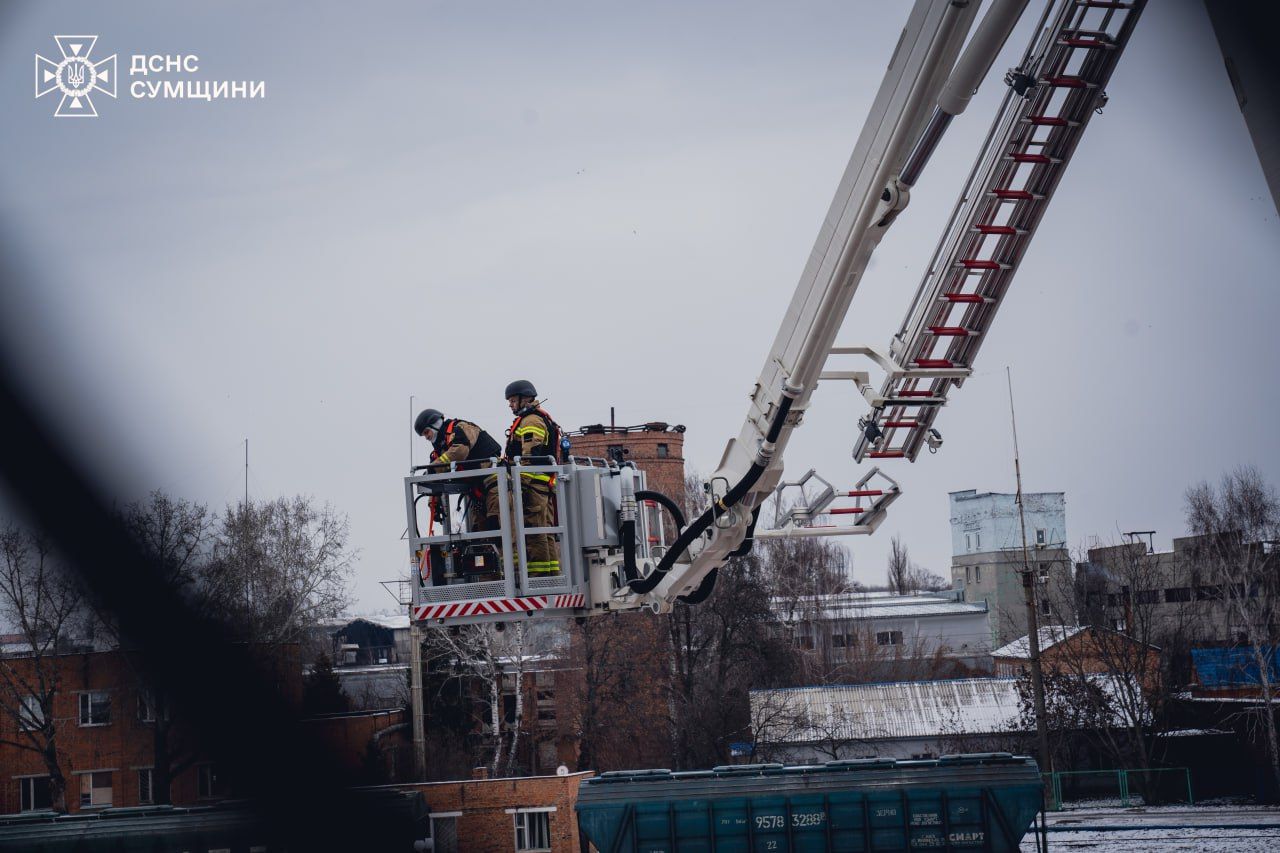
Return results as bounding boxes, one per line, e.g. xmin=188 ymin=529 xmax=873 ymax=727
xmin=498 ymin=380 xmax=563 ymax=576
xmin=413 ymin=408 xmax=503 ymax=532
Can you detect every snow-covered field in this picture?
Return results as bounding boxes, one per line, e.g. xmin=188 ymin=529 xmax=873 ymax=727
xmin=1022 ymin=826 xmax=1280 ymax=851
xmin=1019 ymin=803 xmax=1280 ymax=851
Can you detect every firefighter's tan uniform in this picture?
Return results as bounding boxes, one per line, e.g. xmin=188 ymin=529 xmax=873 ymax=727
xmin=430 ymin=419 xmax=501 ymax=533
xmin=495 ymin=408 xmax=560 ymax=576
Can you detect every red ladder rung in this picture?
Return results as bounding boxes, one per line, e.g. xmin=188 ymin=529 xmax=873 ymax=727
xmin=1025 ymin=116 xmax=1072 ymax=127
xmin=883 ymin=421 xmax=919 ymax=428
xmin=829 ymin=507 xmax=866 ymax=515
xmin=1060 ymin=37 xmax=1114 ymax=48
xmin=1044 ymin=76 xmax=1092 ymax=89
xmin=1008 ymin=153 xmax=1052 ymax=164
xmin=914 ymin=358 xmax=956 ymax=368
xmin=942 ymin=293 xmax=986 ymax=304
xmin=957 ymin=259 xmax=1007 ymax=270
xmin=974 ymin=224 xmax=1019 ymax=235
xmin=846 ymin=489 xmax=884 ymax=497
xmin=990 ymin=189 xmax=1037 ymax=200
xmin=868 ymin=451 xmax=906 ymax=459
xmin=927 ymin=326 xmax=973 ymax=337
xmin=1076 ymin=1 xmax=1131 ymax=8
xmin=897 ymin=390 xmax=935 ymax=398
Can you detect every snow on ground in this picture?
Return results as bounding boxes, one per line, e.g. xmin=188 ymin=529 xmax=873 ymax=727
xmin=1020 ymin=826 xmax=1280 ymax=851
xmin=1020 ymin=803 xmax=1280 ymax=850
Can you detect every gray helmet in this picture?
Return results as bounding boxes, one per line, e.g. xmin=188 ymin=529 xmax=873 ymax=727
xmin=504 ymin=379 xmax=537 ymax=400
xmin=414 ymin=408 xmax=445 ymax=436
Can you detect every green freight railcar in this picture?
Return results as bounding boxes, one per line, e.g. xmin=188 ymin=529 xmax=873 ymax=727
xmin=576 ymin=753 xmax=1043 ymax=853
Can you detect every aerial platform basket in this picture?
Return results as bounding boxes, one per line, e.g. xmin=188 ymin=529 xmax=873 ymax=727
xmin=405 ymin=457 xmax=663 ymax=627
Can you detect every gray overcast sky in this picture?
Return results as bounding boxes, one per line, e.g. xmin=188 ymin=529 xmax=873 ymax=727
xmin=1 ymin=1 xmax=1276 ymax=611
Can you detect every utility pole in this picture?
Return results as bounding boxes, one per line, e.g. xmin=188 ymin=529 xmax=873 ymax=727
xmin=244 ymin=438 xmax=249 ymax=506
xmin=406 ymin=397 xmax=427 ymax=779
xmin=1007 ymin=367 xmax=1052 ymax=780
xmin=409 ymin=620 xmax=427 ymax=780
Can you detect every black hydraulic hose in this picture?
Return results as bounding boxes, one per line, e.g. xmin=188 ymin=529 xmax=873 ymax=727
xmin=727 ymin=504 xmax=762 ymax=559
xmin=628 ymin=389 xmax=796 ymax=594
xmin=635 ymin=489 xmax=686 ymax=530
xmin=677 ymin=568 xmax=718 ymax=605
xmin=620 ymin=519 xmax=639 ymax=583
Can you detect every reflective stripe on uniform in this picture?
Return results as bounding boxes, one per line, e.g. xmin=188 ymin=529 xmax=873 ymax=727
xmin=521 ymin=472 xmax=554 ymax=484
xmin=515 ymin=425 xmax=548 ymax=440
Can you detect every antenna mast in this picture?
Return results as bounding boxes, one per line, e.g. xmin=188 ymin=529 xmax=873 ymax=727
xmin=1008 ymin=367 xmax=1052 ymax=777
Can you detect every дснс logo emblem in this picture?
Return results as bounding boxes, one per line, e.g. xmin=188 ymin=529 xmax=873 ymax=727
xmin=35 ymin=36 xmax=117 ymax=117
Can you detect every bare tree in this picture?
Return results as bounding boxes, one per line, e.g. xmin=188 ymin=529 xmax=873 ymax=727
xmin=203 ymin=497 xmax=355 ymax=644
xmin=0 ymin=526 xmax=84 ymax=811
xmin=885 ymin=536 xmax=947 ymax=594
xmin=669 ymin=545 xmax=800 ymax=769
xmin=562 ymin=608 xmax=673 ymax=774
xmin=887 ymin=535 xmax=911 ymax=594
xmin=421 ymin=622 xmax=530 ymax=776
xmin=1039 ymin=554 xmax=1168 ymax=793
xmin=106 ymin=492 xmax=213 ymax=805
xmin=1185 ymin=465 xmax=1280 ymax=798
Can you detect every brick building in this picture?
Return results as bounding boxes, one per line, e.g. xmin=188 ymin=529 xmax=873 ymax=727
xmin=2 ymin=644 xmax=425 ymax=817
xmin=991 ymin=624 xmax=1160 ymax=689
xmin=0 ymin=646 xmax=300 ymax=815
xmin=393 ymin=768 xmax=592 ymax=852
xmin=301 ymin=707 xmax=412 ymax=782
xmin=568 ymin=420 xmax=687 ymax=503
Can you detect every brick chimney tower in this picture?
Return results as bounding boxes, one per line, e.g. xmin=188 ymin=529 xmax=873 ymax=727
xmin=567 ymin=417 xmax=686 ymax=503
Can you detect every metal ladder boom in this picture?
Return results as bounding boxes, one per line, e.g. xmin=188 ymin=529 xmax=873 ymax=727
xmin=853 ymin=0 xmax=1146 ymax=463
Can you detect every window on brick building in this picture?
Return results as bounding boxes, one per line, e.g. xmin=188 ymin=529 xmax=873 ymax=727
xmin=513 ymin=808 xmax=553 ymax=852
xmin=1164 ymin=587 xmax=1192 ymax=603
xmin=876 ymin=631 xmax=903 ymax=646
xmin=1036 ymin=529 xmax=1046 ymax=545
xmin=78 ymin=690 xmax=111 ymax=726
xmin=80 ymin=771 xmax=113 ymax=808
xmin=656 ymin=443 xmax=669 ymax=458
xmin=975 ymin=567 xmax=981 ymax=583
xmin=18 ymin=695 xmax=44 ymax=731
xmin=138 ymin=769 xmax=154 ymax=805
xmin=19 ymin=776 xmax=52 ymax=811
xmin=429 ymin=814 xmax=459 ymax=853
xmin=1039 ymin=597 xmax=1051 ymax=617
xmin=537 ymin=686 xmax=556 ymax=723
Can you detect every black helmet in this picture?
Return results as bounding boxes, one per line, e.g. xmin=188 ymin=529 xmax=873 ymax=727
xmin=504 ymin=379 xmax=537 ymax=400
xmin=414 ymin=408 xmax=445 ymax=436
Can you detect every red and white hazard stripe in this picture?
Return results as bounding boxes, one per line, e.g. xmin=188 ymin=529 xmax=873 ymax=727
xmin=414 ymin=592 xmax=585 ymax=622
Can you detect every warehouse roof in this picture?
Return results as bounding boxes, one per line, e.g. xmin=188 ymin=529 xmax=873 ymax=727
xmin=772 ymin=591 xmax=988 ymax=622
xmin=991 ymin=625 xmax=1086 ymax=659
xmin=751 ymin=675 xmax=1138 ymax=744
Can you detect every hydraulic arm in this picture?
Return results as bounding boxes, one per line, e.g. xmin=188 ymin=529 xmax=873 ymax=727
xmin=406 ymin=0 xmax=1146 ymax=627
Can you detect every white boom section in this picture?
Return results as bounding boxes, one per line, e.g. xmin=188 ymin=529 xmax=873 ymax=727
xmin=645 ymin=0 xmax=988 ymax=606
